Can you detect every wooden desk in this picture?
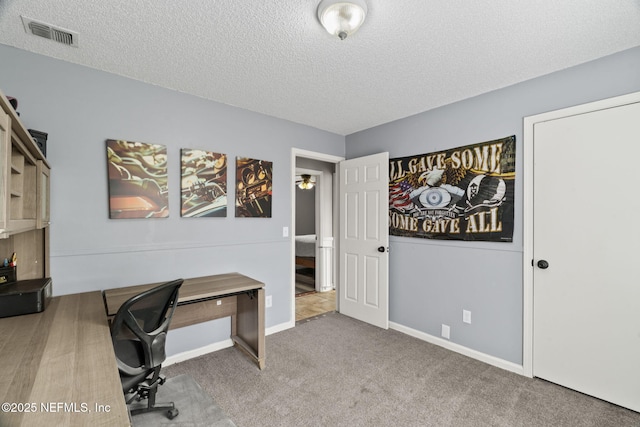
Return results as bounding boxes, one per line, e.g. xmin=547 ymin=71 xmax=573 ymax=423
xmin=0 ymin=291 xmax=130 ymax=426
xmin=103 ymin=273 xmax=266 ymax=370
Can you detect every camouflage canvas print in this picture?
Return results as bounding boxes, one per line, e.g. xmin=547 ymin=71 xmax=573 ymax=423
xmin=106 ymin=139 xmax=169 ymax=219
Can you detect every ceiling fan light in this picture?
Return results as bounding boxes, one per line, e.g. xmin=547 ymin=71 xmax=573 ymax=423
xmin=317 ymin=0 xmax=367 ymax=40
xmin=298 ymin=174 xmax=315 ymax=190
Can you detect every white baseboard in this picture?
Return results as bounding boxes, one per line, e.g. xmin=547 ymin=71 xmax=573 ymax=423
xmin=165 ymin=339 xmax=234 ymax=366
xmin=164 ymin=321 xmax=522 ymax=375
xmin=389 ymin=321 xmax=524 ymax=375
xmin=164 ymin=320 xmax=294 ymax=366
xmin=267 ymin=320 xmax=295 ymax=335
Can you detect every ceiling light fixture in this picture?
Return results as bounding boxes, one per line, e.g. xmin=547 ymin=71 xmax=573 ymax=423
xmin=298 ymin=174 xmax=315 ymax=190
xmin=317 ymin=0 xmax=367 ymax=40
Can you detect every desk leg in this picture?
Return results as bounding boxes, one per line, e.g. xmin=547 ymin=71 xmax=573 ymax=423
xmin=232 ymin=288 xmax=265 ymax=369
xmin=231 ymin=313 xmax=237 ymax=337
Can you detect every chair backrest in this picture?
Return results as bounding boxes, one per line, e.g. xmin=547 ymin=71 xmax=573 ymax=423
xmin=111 ymin=279 xmax=183 ymax=376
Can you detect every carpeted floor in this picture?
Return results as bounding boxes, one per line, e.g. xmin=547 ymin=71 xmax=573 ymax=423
xmin=164 ymin=312 xmax=640 ymax=427
xmin=131 ymin=374 xmax=236 ymax=427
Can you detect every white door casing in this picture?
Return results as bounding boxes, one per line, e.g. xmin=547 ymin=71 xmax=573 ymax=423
xmin=524 ymin=92 xmax=640 ymax=411
xmin=339 ymin=152 xmax=389 ymax=329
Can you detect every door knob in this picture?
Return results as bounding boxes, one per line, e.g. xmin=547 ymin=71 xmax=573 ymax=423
xmin=378 ymin=246 xmax=386 ymax=253
xmin=537 ymin=260 xmax=549 ymax=269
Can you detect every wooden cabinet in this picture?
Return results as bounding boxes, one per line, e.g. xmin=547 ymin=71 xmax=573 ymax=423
xmin=0 ymin=91 xmax=49 ymax=238
xmin=2 ymin=129 xmax=38 ymax=235
xmin=0 ymin=89 xmax=50 ymax=280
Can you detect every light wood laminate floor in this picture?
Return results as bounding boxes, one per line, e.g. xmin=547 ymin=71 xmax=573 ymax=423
xmin=295 ymin=290 xmax=335 ymax=322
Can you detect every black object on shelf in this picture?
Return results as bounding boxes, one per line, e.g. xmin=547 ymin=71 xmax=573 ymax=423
xmin=28 ymin=129 xmax=48 ymax=157
xmin=0 ymin=266 xmax=17 ymax=286
xmin=6 ymin=96 xmax=19 ymax=116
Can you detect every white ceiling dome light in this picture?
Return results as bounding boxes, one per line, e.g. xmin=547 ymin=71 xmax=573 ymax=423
xmin=317 ymin=0 xmax=368 ymax=40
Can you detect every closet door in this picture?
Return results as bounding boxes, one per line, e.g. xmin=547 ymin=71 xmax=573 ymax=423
xmin=532 ymin=96 xmax=640 ymax=412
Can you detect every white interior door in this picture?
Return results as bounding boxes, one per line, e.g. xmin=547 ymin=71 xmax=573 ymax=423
xmin=339 ymin=152 xmax=389 ymax=329
xmin=532 ymin=97 xmax=640 ymax=411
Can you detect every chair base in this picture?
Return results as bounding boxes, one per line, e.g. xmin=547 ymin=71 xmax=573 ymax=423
xmin=129 ymin=401 xmax=179 ymax=420
xmin=125 ymin=374 xmax=179 ymax=420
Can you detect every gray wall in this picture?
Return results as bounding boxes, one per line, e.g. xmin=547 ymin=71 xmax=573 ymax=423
xmin=295 ymin=156 xmax=337 ymax=239
xmin=295 ymin=187 xmax=315 ymax=235
xmin=346 ymin=46 xmax=640 ymax=364
xmin=0 ymin=44 xmax=344 ymax=356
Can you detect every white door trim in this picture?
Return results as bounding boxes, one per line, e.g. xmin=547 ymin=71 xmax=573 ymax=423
xmin=522 ymin=91 xmax=640 ymax=378
xmin=291 ymin=148 xmax=344 ymax=327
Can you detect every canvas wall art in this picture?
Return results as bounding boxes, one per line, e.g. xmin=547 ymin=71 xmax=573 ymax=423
xmin=106 ymin=139 xmax=169 ymax=219
xmin=235 ymin=157 xmax=273 ymax=218
xmin=180 ymin=149 xmax=228 ymax=217
xmin=389 ymin=135 xmax=515 ymax=242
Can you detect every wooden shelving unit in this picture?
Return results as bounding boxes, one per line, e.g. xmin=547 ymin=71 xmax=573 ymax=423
xmin=0 ymin=89 xmax=50 ymax=280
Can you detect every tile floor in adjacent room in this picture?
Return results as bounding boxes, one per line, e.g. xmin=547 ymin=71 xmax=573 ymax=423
xmin=295 ymin=290 xmax=335 ymax=322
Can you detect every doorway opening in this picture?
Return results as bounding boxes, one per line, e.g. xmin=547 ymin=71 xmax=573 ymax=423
xmin=294 ymin=169 xmax=318 ymax=296
xmin=291 ymin=149 xmax=343 ymax=323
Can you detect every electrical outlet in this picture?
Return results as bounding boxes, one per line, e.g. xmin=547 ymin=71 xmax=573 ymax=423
xmin=441 ymin=324 xmax=450 ymax=339
xmin=266 ymin=295 xmax=272 ymax=308
xmin=463 ymin=310 xmax=471 ymax=324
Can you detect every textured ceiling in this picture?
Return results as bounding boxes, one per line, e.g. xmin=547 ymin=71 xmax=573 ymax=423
xmin=1 ymin=1 xmax=639 ymax=135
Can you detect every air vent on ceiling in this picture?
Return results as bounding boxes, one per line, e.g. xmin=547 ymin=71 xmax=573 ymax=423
xmin=21 ymin=16 xmax=79 ymax=47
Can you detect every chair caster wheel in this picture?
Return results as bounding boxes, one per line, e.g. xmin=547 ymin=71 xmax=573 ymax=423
xmin=167 ymin=408 xmax=179 ymax=419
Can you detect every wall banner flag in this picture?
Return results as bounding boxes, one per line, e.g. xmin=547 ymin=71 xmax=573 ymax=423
xmin=389 ymin=135 xmax=515 ymax=242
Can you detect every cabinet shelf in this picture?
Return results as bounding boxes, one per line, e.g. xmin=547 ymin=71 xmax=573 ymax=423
xmin=0 ymin=88 xmax=50 ymax=281
xmin=1 ymin=90 xmax=49 ymax=239
xmin=11 ymin=151 xmax=24 ymax=174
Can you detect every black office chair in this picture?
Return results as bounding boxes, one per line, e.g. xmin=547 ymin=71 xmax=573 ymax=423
xmin=110 ymin=279 xmax=183 ymax=420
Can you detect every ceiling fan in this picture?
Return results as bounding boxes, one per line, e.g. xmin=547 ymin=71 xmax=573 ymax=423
xmin=295 ymin=174 xmax=316 ymax=190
